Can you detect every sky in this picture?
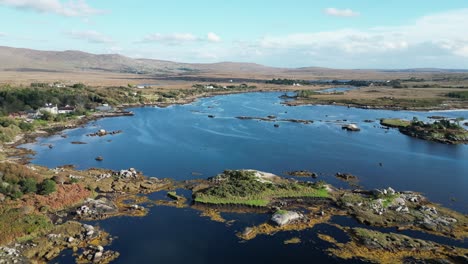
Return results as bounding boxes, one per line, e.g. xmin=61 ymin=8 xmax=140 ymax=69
xmin=0 ymin=0 xmax=467 ymax=69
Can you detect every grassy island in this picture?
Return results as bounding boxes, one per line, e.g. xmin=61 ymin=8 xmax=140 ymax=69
xmin=381 ymin=117 xmax=468 ymax=144
xmin=193 ymin=170 xmax=329 ymax=207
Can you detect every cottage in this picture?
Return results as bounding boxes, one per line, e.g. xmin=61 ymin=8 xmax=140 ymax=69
xmin=58 ymin=105 xmax=75 ymax=114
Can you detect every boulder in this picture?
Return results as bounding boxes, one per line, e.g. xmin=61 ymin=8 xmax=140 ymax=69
xmin=93 ymin=251 xmax=103 ymax=262
xmin=342 ymin=124 xmax=361 ymax=131
xmin=336 ymin=173 xmax=357 ymax=181
xmin=271 ymin=211 xmax=302 ymax=226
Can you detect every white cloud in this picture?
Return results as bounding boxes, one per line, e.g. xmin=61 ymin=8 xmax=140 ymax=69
xmin=0 ymin=0 xmax=105 ymax=17
xmin=64 ymin=30 xmax=113 ymax=43
xmin=139 ymin=32 xmax=221 ymax=45
xmin=207 ymin=32 xmax=221 ymax=42
xmin=141 ymin=33 xmax=198 ymax=44
xmin=324 ymin=8 xmax=360 ymax=17
xmin=0 ymin=32 xmax=6 ymax=37
xmin=236 ymin=8 xmax=468 ymax=68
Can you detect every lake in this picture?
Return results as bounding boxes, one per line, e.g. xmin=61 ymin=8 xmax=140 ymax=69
xmin=21 ymin=92 xmax=468 ymax=263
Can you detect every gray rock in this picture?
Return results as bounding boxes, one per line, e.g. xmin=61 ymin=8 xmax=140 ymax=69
xmin=94 ymin=251 xmax=103 ymax=262
xmin=271 ymin=211 xmax=302 ymax=226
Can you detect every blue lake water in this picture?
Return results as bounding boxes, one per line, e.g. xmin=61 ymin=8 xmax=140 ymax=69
xmin=23 ymin=92 xmax=467 ymax=263
xmin=25 ymin=92 xmax=468 ymax=212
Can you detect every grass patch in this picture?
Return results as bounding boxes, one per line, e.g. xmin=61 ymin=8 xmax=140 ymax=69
xmin=194 ymin=170 xmax=329 ymax=207
xmin=380 ymin=118 xmax=411 ymax=128
xmin=381 ymin=194 xmax=400 ymax=208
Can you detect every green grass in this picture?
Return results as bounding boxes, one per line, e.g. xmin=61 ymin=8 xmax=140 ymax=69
xmin=380 ymin=118 xmax=411 ymax=128
xmin=195 ymin=182 xmax=330 ymax=207
xmin=194 ymin=170 xmax=330 ymax=207
xmin=380 ymin=194 xmax=400 ymax=208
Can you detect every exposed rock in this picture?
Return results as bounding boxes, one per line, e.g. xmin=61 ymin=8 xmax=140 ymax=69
xmin=336 ymin=173 xmax=358 ymax=181
xmin=286 ymin=170 xmax=317 ymax=178
xmin=342 ymin=124 xmax=361 ymax=131
xmin=271 ymin=210 xmax=303 ymax=226
xmin=115 ymin=168 xmax=138 ymax=178
xmin=76 ymin=199 xmax=118 ymax=219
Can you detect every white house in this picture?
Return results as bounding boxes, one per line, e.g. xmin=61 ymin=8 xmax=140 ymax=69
xmin=39 ymin=104 xmax=58 ymax=115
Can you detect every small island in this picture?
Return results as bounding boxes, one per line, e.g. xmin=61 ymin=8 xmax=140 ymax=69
xmin=381 ymin=117 xmax=468 ymax=144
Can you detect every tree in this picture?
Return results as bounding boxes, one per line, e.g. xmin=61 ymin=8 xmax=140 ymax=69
xmin=39 ymin=179 xmax=56 ymax=195
xmin=455 ymin=117 xmax=465 ymax=126
xmin=21 ymin=178 xmax=38 ymax=194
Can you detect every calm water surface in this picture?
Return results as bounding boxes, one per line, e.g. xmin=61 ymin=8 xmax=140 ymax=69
xmin=25 ymin=92 xmax=468 ymax=211
xmin=24 ymin=92 xmax=467 ymax=263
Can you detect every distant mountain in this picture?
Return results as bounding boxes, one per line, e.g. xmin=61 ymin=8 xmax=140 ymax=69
xmin=0 ymin=46 xmax=282 ymax=76
xmin=0 ymin=46 xmax=466 ymax=78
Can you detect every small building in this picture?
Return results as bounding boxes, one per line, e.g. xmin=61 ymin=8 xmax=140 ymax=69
xmin=96 ymin=104 xmax=113 ymax=112
xmin=58 ymin=105 xmax=75 ymax=114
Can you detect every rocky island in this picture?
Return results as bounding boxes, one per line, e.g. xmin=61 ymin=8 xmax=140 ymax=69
xmin=381 ymin=118 xmax=468 ymax=144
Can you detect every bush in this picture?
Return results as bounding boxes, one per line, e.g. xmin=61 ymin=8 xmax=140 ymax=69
xmin=18 ymin=122 xmax=34 ymax=132
xmin=39 ymin=179 xmax=56 ymax=195
xmin=11 ymin=189 xmax=23 ymax=199
xmin=72 ymin=83 xmax=86 ymax=89
xmin=0 ymin=118 xmax=15 ymax=127
xmin=21 ymin=178 xmax=38 ymax=194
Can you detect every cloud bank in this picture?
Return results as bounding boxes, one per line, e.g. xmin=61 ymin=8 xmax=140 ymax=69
xmin=0 ymin=0 xmax=105 ymax=17
xmin=324 ymin=8 xmax=360 ymax=17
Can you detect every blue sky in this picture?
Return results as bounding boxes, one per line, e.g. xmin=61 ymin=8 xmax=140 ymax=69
xmin=0 ymin=0 xmax=467 ymax=69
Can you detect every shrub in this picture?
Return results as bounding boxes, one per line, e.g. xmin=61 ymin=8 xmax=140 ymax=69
xmin=39 ymin=179 xmax=56 ymax=195
xmin=21 ymin=178 xmax=38 ymax=194
xmin=18 ymin=122 xmax=34 ymax=132
xmin=11 ymin=189 xmax=23 ymax=199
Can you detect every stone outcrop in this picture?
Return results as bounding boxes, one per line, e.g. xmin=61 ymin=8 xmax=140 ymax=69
xmin=341 ymin=124 xmax=361 ymax=131
xmin=271 ymin=211 xmax=303 ymax=226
